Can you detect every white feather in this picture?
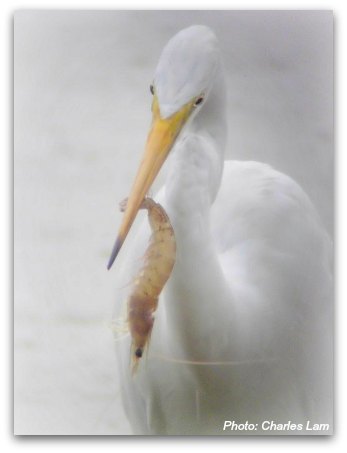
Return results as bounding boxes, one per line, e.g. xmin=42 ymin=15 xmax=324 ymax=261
xmin=112 ymin=25 xmax=333 ymax=435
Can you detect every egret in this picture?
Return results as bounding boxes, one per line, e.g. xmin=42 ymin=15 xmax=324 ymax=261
xmin=108 ymin=25 xmax=333 ymax=435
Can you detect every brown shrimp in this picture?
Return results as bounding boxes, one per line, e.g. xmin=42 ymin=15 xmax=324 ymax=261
xmin=119 ymin=197 xmax=176 ymax=374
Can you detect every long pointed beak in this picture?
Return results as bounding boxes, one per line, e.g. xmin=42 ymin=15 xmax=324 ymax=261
xmin=107 ymin=97 xmax=193 ymax=270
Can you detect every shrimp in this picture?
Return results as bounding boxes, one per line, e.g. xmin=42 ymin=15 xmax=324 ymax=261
xmin=119 ymin=197 xmax=176 ymax=374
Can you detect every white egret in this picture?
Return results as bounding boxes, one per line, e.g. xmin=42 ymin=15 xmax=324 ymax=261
xmin=108 ymin=25 xmax=333 ymax=435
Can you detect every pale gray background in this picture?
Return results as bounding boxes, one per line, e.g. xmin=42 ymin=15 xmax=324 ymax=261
xmin=14 ymin=10 xmax=333 ymax=434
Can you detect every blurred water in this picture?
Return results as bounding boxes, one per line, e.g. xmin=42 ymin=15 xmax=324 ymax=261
xmin=14 ymin=10 xmax=333 ymax=434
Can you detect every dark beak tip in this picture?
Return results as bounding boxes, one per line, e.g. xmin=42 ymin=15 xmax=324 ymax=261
xmin=107 ymin=236 xmax=123 ymax=270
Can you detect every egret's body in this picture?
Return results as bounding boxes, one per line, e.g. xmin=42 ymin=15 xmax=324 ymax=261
xmin=109 ymin=26 xmax=333 ymax=435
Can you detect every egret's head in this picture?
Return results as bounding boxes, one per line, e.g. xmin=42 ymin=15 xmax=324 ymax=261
xmin=107 ymin=26 xmax=220 ymax=269
xmin=154 ymin=25 xmax=220 ymax=118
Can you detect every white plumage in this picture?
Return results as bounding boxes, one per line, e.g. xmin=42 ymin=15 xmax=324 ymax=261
xmin=110 ymin=25 xmax=333 ymax=435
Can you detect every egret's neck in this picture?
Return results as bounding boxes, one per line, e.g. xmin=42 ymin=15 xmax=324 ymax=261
xmin=162 ymin=68 xmax=231 ymax=360
xmin=165 ymin=64 xmax=228 ymax=220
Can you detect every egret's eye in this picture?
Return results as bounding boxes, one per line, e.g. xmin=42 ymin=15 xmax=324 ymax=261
xmin=150 ymin=84 xmax=155 ymax=95
xmin=194 ymin=96 xmax=204 ymax=107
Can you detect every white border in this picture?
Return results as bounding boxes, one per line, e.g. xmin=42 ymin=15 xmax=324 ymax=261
xmin=3 ymin=1 xmax=346 ymax=451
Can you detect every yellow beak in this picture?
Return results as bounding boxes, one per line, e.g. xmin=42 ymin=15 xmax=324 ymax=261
xmin=107 ymin=96 xmax=194 ymax=269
